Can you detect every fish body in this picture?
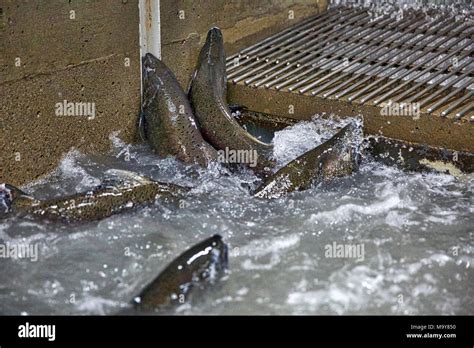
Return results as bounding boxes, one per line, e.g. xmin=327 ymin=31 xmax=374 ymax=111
xmin=142 ymin=53 xmax=218 ymax=166
xmin=133 ymin=234 xmax=228 ymax=312
xmin=254 ymin=122 xmax=362 ymax=199
xmin=1 ymin=170 xmax=187 ymax=223
xmin=189 ymin=28 xmax=274 ymax=174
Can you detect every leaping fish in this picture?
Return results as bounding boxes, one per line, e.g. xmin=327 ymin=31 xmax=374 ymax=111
xmin=254 ymin=122 xmax=362 ymax=199
xmin=188 ymin=27 xmax=275 ymax=175
xmin=132 ymin=234 xmax=228 ymax=312
xmin=142 ymin=53 xmax=218 ymax=167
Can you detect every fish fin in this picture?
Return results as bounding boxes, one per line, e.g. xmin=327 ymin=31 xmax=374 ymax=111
xmin=138 ymin=110 xmax=147 ymax=142
xmin=187 ymin=69 xmax=198 ymax=96
xmin=103 ymin=169 xmax=154 ymax=186
xmin=0 ymin=183 xmax=35 ymax=216
xmin=1 ymin=183 xmax=33 ymax=200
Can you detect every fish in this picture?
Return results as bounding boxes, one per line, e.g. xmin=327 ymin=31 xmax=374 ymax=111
xmin=365 ymin=136 xmax=474 ymax=176
xmin=188 ymin=27 xmax=274 ymax=175
xmin=0 ymin=170 xmax=188 ymax=223
xmin=0 ymin=183 xmax=31 ymax=220
xmin=141 ymin=53 xmax=218 ymax=167
xmin=132 ymin=234 xmax=228 ymax=312
xmin=253 ymin=122 xmax=362 ymax=199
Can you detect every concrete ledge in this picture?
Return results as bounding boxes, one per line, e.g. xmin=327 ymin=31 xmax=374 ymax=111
xmin=236 ymin=110 xmax=474 ymax=174
xmin=228 ymin=83 xmax=474 ymax=154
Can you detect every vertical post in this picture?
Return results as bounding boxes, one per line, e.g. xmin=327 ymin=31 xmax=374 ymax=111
xmin=139 ymin=0 xmax=161 ymax=59
xmin=139 ymin=0 xmax=161 ymax=103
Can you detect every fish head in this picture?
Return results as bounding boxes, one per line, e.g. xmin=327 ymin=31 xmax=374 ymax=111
xmin=142 ymin=53 xmax=171 ymax=85
xmin=142 ymin=53 xmax=161 ymax=72
xmin=184 ymin=234 xmax=228 ymax=283
xmin=199 ymin=27 xmax=226 ymax=69
xmin=322 ymin=121 xmax=363 ymax=177
xmin=142 ymin=53 xmax=162 ymax=106
xmin=207 ymin=27 xmax=223 ymax=41
xmin=200 ymin=27 xmax=227 ymax=94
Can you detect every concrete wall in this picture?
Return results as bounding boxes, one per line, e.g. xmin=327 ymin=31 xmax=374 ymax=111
xmin=0 ymin=0 xmax=141 ymax=186
xmin=0 ymin=0 xmax=327 ymax=186
xmin=160 ymin=0 xmax=327 ymax=89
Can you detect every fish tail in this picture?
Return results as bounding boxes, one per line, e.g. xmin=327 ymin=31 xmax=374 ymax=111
xmin=0 ymin=183 xmax=34 ymax=218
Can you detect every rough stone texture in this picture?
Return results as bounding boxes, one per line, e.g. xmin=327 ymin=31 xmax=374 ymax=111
xmin=227 ymin=84 xmax=474 ymax=154
xmin=160 ymin=0 xmax=327 ymax=89
xmin=0 ymin=0 xmax=139 ymax=82
xmin=0 ymin=0 xmax=141 ymax=186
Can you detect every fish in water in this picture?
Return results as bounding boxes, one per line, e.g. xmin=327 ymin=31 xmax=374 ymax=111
xmin=188 ymin=27 xmax=274 ymax=175
xmin=253 ymin=122 xmax=362 ymax=199
xmin=132 ymin=234 xmax=228 ymax=312
xmin=142 ymin=53 xmax=218 ymax=167
xmin=0 ymin=170 xmax=188 ymax=223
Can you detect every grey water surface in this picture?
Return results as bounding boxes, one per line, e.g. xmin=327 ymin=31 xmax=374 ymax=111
xmin=0 ymin=118 xmax=472 ymax=315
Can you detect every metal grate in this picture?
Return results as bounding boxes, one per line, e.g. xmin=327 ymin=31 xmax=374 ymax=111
xmin=226 ymin=6 xmax=474 ymax=120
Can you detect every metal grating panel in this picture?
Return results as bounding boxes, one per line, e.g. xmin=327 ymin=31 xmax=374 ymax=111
xmin=226 ymin=6 xmax=474 ymax=120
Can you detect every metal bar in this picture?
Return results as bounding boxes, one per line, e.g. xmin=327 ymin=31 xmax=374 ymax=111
xmin=425 ymin=78 xmax=473 ymax=112
xmin=409 ymin=66 xmax=474 ymax=106
xmin=455 ymin=100 xmax=474 ymax=119
xmin=393 ymin=56 xmax=473 ymax=103
xmin=233 ymin=11 xmax=370 ymax=84
xmin=310 ymin=20 xmax=466 ymax=99
xmin=228 ymin=9 xmax=365 ymax=81
xmin=373 ymin=41 xmax=473 ymax=105
xmin=226 ymin=9 xmax=350 ymax=73
xmin=356 ymin=27 xmax=472 ymax=104
xmin=226 ymin=7 xmax=340 ymax=66
xmin=227 ymin=8 xmax=348 ymax=76
xmin=301 ymin=15 xmax=448 ymax=95
xmin=259 ymin=16 xmax=398 ymax=89
xmin=265 ymin=18 xmax=404 ymax=91
xmin=268 ymin=15 xmax=399 ymax=90
xmin=226 ymin=6 xmax=473 ymax=120
xmin=345 ymin=18 xmax=461 ymax=102
xmin=325 ymin=32 xmax=472 ymax=101
xmin=282 ymin=15 xmax=425 ymax=91
xmin=441 ymin=90 xmax=474 ymax=117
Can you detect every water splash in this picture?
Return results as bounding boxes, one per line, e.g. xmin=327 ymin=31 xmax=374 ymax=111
xmin=0 ymin=117 xmax=472 ymax=315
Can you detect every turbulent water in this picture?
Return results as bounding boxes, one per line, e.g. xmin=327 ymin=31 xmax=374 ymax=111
xmin=0 ymin=117 xmax=473 ymax=315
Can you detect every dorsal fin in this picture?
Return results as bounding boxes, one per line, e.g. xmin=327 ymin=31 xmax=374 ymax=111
xmin=2 ymin=183 xmax=33 ymax=200
xmin=103 ymin=169 xmax=154 ymax=186
xmin=138 ymin=110 xmax=147 ymax=142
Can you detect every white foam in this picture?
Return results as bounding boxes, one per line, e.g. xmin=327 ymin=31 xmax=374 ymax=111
xmin=238 ymin=234 xmax=300 ymax=258
xmin=240 ymin=234 xmax=300 ymax=270
xmin=76 ymin=295 xmax=121 ymax=315
xmin=309 ymin=192 xmax=403 ymax=224
xmin=2 ymin=126 xmax=472 ymax=315
xmin=287 ymin=265 xmax=388 ymax=314
xmin=57 ymin=149 xmax=101 ymax=191
xmin=271 ymin=115 xmax=359 ymax=168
